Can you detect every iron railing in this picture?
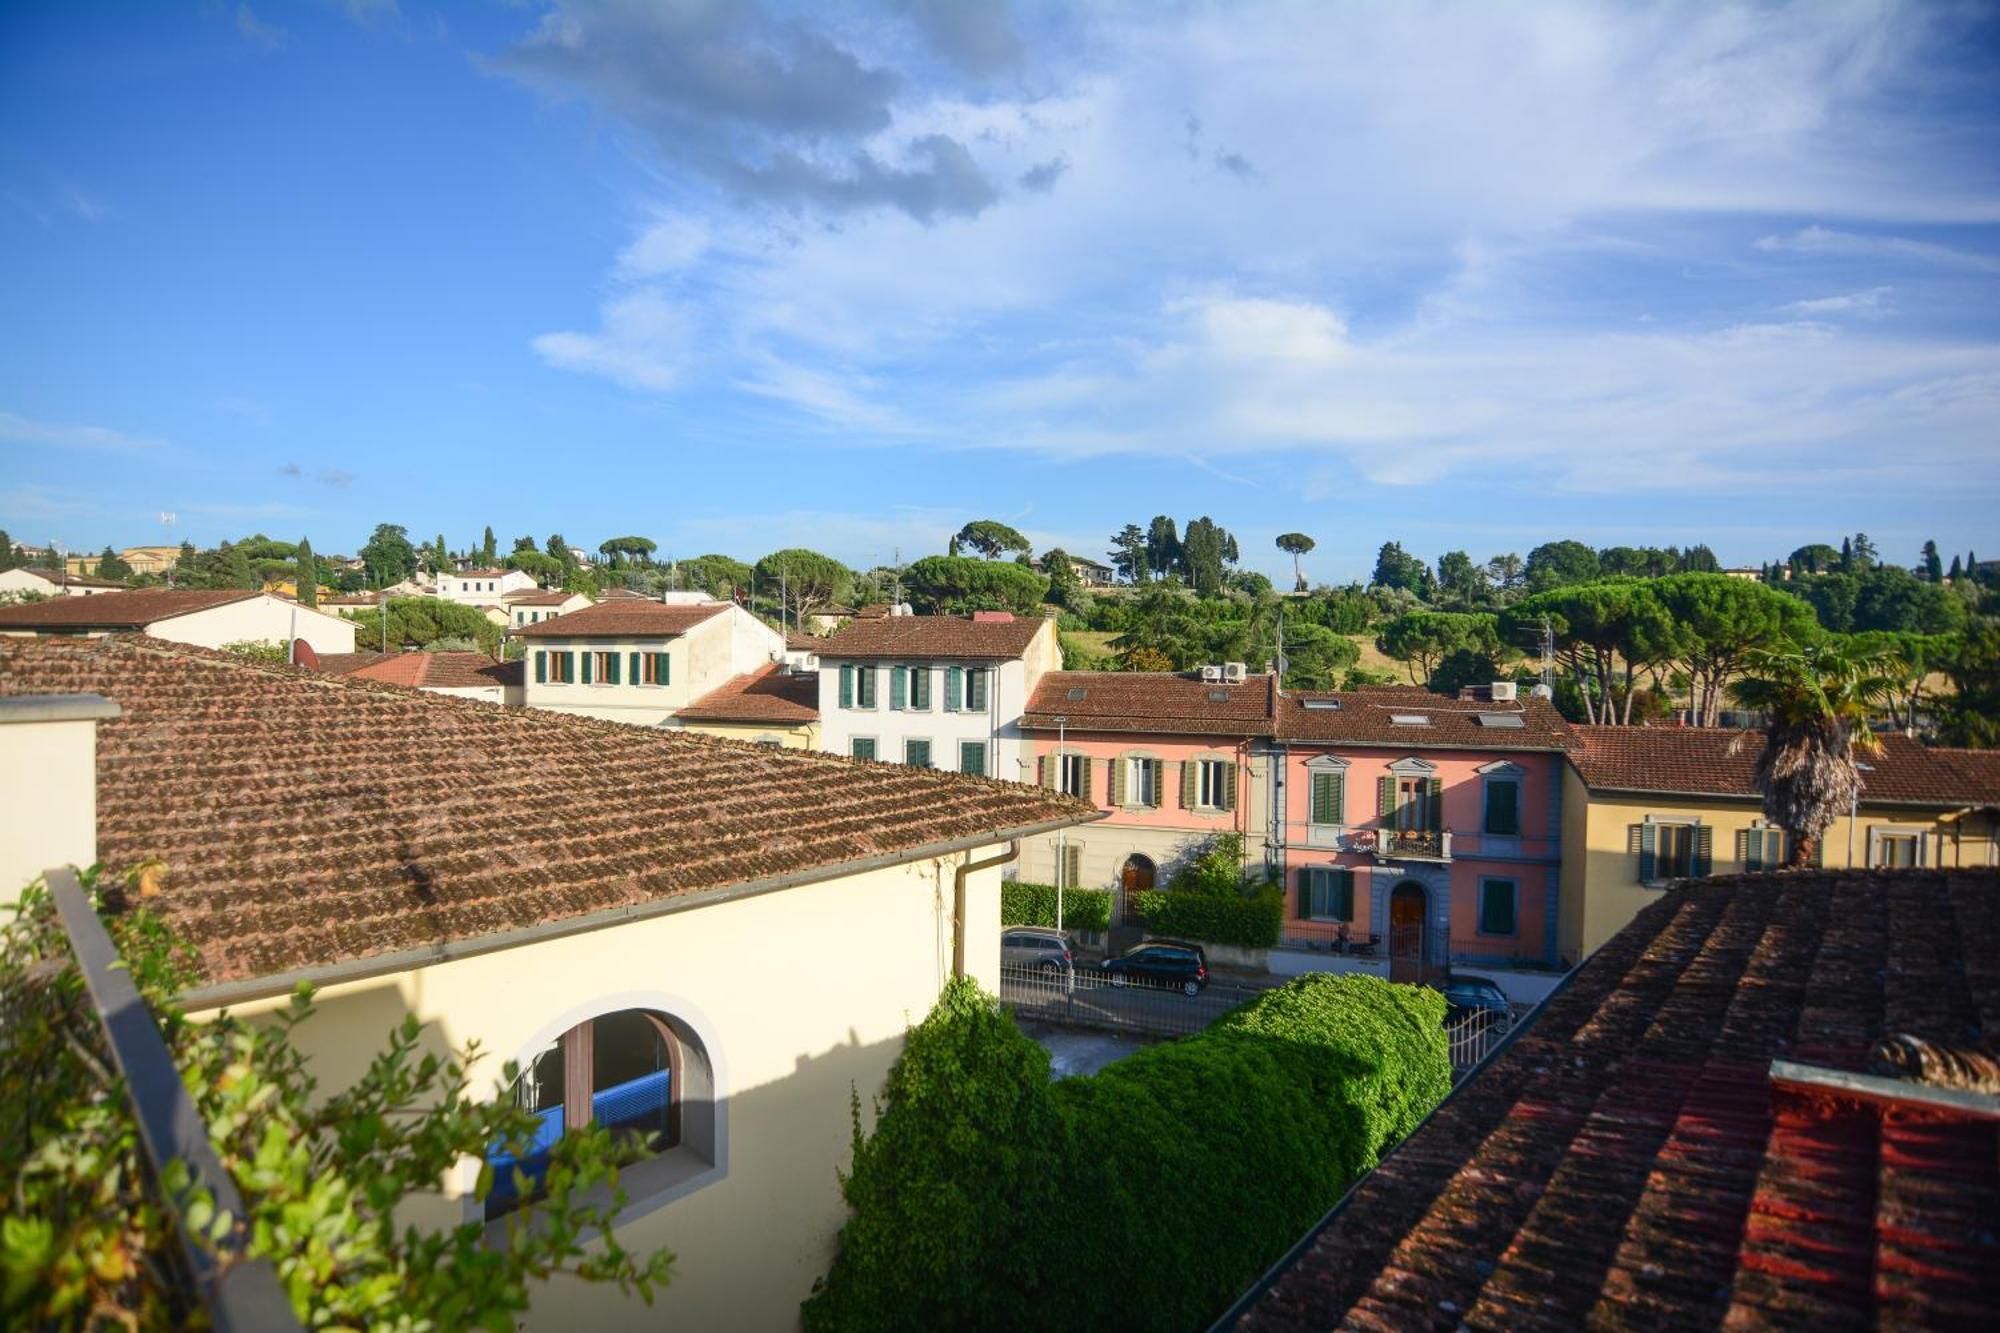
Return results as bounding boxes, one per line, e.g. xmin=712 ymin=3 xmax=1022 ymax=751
xmin=44 ymin=866 xmax=302 ymax=1333
xmin=1000 ymin=961 xmax=1250 ymax=1039
xmin=1445 ymin=1010 xmax=1514 ymax=1079
xmin=1377 ymin=829 xmax=1450 ymax=859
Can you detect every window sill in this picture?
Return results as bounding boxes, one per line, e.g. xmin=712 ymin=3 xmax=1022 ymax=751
xmin=480 ymin=1142 xmax=722 ymax=1244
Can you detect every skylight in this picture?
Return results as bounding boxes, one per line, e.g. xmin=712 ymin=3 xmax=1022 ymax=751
xmin=1302 ymin=699 xmax=1340 ymax=711
xmin=1208 ymin=689 xmax=1232 ymax=703
xmin=1477 ymin=713 xmax=1526 ymax=728
xmin=1066 ymin=688 xmax=1089 ymax=701
xmin=1389 ymin=713 xmax=1431 ymax=726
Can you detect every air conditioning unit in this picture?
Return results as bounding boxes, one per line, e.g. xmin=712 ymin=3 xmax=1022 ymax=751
xmin=1489 ymin=681 xmax=1517 ymax=702
xmin=1200 ymin=665 xmax=1223 ymax=682
xmin=1222 ymin=661 xmax=1248 ymax=683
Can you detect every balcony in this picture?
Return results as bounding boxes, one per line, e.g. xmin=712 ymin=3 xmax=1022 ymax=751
xmin=1376 ymin=829 xmax=1452 ymax=861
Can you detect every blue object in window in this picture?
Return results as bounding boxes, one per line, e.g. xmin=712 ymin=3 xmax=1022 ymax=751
xmin=594 ymin=1069 xmax=671 ymax=1134
xmin=486 ymin=1103 xmax=565 ymax=1208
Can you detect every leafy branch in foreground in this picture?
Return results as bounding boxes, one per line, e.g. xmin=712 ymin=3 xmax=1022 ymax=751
xmin=0 ymin=872 xmax=672 ymax=1330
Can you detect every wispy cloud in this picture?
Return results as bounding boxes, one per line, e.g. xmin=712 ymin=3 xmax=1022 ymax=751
xmin=531 ymin=290 xmax=691 ymax=393
xmin=1781 ymin=286 xmax=1893 ymax=317
xmin=0 ymin=411 xmax=163 ymax=453
xmin=235 ymin=4 xmax=288 ymax=52
xmin=279 ymin=462 xmax=357 ymax=487
xmin=1755 ymin=226 xmax=2000 ymax=273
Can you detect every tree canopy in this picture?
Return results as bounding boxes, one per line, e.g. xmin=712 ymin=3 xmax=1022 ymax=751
xmin=953 ymin=520 xmax=1032 ymax=561
xmin=1374 ymin=611 xmax=1500 ymax=686
xmin=756 ymin=548 xmax=853 ymax=625
xmin=902 ymin=555 xmax=1047 ymax=615
xmin=360 ymin=524 xmax=418 ymax=588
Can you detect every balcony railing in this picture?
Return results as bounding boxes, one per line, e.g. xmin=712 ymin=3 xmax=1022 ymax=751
xmin=1377 ymin=829 xmax=1451 ymax=860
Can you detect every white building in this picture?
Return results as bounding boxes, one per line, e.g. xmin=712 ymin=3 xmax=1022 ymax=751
xmin=434 ymin=567 xmax=537 ymax=609
xmin=504 ymin=588 xmax=593 ymax=629
xmin=815 ymin=613 xmax=1060 ymax=781
xmin=514 ymin=597 xmax=786 ymax=726
xmin=0 ymin=588 xmax=357 ymax=655
xmin=0 ymin=567 xmax=129 ymax=598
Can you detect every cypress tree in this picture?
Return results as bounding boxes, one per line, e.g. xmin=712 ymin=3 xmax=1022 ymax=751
xmin=1839 ymin=536 xmax=1853 ymax=572
xmin=1949 ymin=554 xmax=1963 ymax=581
xmin=1923 ymin=540 xmax=1943 ymax=583
xmin=297 ymin=537 xmax=317 ymax=607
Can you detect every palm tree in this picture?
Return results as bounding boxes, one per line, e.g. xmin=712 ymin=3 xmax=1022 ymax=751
xmin=1728 ymin=643 xmax=1896 ymax=868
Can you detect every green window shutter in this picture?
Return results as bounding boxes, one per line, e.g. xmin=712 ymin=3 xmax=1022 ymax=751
xmin=1480 ymin=880 xmax=1516 ymax=935
xmin=839 ymin=664 xmax=854 ymax=708
xmin=581 ymin=651 xmax=593 ymax=685
xmin=1079 ymin=758 xmax=1094 ymax=804
xmin=906 ymin=739 xmax=931 ymax=768
xmin=1111 ymin=757 xmax=1127 ymax=806
xmin=911 ymin=668 xmax=930 ymax=710
xmin=628 ymin=651 xmax=639 ymax=684
xmin=1487 ymin=781 xmax=1519 ymax=835
xmin=656 ymin=652 xmax=670 ymax=685
xmin=1223 ymin=762 xmax=1238 ymax=812
xmin=861 ymin=667 xmax=878 ymax=708
xmin=1638 ymin=823 xmax=1656 ymax=882
xmin=945 ymin=665 xmax=963 ymax=711
xmin=1296 ymin=867 xmax=1312 ymax=918
xmin=535 ymin=651 xmax=547 ymax=684
xmin=1148 ymin=760 xmax=1164 ymax=808
xmin=852 ymin=737 xmax=875 ymax=760
xmin=891 ymin=666 xmax=908 ymax=711
xmin=1427 ymin=777 xmax=1444 ymax=831
xmin=1741 ymin=829 xmax=1757 ymax=872
xmin=1693 ymin=824 xmax=1713 ymax=877
xmin=1181 ymin=760 xmax=1199 ymax=809
xmin=1063 ymin=844 xmax=1081 ymax=889
xmin=968 ymin=667 xmax=988 ymax=711
xmin=1312 ymin=773 xmax=1339 ymax=824
xmin=1038 ymin=754 xmax=1055 ymax=788
xmin=1336 ymin=868 xmax=1354 ymax=921
xmin=1378 ymin=776 xmax=1395 ymax=820
xmin=605 ymin=652 xmax=620 ymax=686
xmin=959 ymin=742 xmax=985 ymax=776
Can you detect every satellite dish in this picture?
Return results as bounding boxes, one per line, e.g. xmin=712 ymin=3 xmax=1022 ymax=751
xmin=292 ymin=640 xmax=321 ymax=671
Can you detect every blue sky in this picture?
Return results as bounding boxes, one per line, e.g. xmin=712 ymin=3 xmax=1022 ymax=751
xmin=3 ymin=0 xmax=1998 ymax=582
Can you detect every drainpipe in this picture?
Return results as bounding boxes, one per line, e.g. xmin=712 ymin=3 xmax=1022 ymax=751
xmin=953 ymin=840 xmax=1020 ymax=979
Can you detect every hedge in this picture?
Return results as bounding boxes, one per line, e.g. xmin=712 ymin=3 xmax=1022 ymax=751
xmin=1132 ymin=885 xmax=1283 ymax=948
xmin=999 ymin=882 xmax=1112 ymax=933
xmin=804 ymin=973 xmax=1449 ymax=1331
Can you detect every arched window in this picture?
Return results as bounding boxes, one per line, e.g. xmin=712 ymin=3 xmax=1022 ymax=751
xmin=485 ymin=1008 xmax=696 ymax=1221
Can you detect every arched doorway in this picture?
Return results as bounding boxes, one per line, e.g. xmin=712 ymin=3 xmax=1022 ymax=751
xmin=1388 ymin=881 xmax=1429 ymax=985
xmin=1120 ymin=854 xmax=1156 ymax=926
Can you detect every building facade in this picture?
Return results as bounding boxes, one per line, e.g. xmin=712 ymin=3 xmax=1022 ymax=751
xmin=504 ymin=588 xmax=592 ymax=629
xmin=0 ymin=587 xmax=357 ymax=654
xmin=514 ymin=598 xmax=785 ymax=726
xmin=815 ymin=613 xmax=1060 ymax=778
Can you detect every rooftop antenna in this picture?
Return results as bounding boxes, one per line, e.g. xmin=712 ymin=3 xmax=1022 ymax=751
xmin=160 ymin=512 xmax=177 ymax=587
xmin=1539 ymin=615 xmax=1556 ymax=696
xmin=892 ymin=545 xmax=902 ymax=607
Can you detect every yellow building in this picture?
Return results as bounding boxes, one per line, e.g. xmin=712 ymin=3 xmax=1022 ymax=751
xmin=1561 ymin=726 xmax=2000 ymax=961
xmin=1 ymin=634 xmax=1092 ymax=1331
xmin=672 ymin=662 xmax=821 ymax=748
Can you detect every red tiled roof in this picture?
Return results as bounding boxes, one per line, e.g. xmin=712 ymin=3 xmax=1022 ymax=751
xmin=11 ymin=568 xmax=131 ymax=589
xmin=1566 ymin=725 xmax=1995 ymax=806
xmin=1227 ymin=868 xmax=2000 ymax=1332
xmin=501 ymin=589 xmax=578 ymax=606
xmin=820 ymin=614 xmax=1049 ymax=660
xmin=511 ymin=600 xmax=729 ymax=638
xmin=0 ymin=635 xmax=1094 ymax=986
xmin=1022 ymin=671 xmax=1275 ymax=737
xmin=676 ymin=663 xmax=819 ymax=725
xmin=345 ymin=652 xmax=521 ymax=691
xmin=451 ymin=567 xmax=512 ymax=579
xmin=596 ymin=587 xmax=650 ymax=601
xmin=0 ymin=587 xmax=259 ymax=629
xmin=1278 ymin=687 xmax=1572 ymax=751
xmin=313 ymin=651 xmax=392 ymax=676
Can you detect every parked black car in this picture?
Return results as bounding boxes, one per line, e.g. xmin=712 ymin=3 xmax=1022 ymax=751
xmin=1436 ymin=974 xmax=1511 ymax=1028
xmin=1100 ymin=940 xmax=1209 ymax=996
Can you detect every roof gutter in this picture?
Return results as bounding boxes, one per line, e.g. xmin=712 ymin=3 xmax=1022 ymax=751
xmin=184 ymin=810 xmax=1099 ymax=1011
xmin=953 ymin=840 xmax=1020 ymax=979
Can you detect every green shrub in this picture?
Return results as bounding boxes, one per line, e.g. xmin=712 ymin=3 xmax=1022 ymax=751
xmin=1133 ymin=884 xmax=1283 ymax=948
xmin=806 ymin=973 xmax=1450 ymax=1330
xmin=1167 ymin=832 xmax=1248 ymax=895
xmin=999 ymin=882 xmax=1112 ymax=933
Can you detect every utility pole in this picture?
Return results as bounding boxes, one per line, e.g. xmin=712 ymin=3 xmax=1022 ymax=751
xmin=1054 ymin=714 xmax=1068 ymax=933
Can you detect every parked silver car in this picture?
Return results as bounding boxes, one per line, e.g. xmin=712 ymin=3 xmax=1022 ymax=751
xmin=1001 ymin=926 xmax=1076 ymax=976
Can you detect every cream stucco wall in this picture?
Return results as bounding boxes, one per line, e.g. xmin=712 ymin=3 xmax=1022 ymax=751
xmin=0 ymin=699 xmax=113 ymax=897
xmin=196 ymin=849 xmax=1007 ymax=1331
xmin=673 ymin=718 xmax=820 ymax=749
xmin=160 ymin=595 xmax=359 ymax=654
xmin=519 ymin=607 xmax=783 ymax=726
xmin=1559 ymin=768 xmax=1998 ymax=961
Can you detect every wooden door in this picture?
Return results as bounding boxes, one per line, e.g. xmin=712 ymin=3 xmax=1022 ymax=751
xmin=1388 ymin=882 xmax=1427 ymax=984
xmin=1120 ymin=855 xmax=1154 ymax=925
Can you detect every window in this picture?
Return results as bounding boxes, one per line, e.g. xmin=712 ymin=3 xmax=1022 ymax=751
xmin=851 ymin=737 xmax=877 ymax=761
xmin=905 ymin=739 xmax=933 ymax=768
xmin=1058 ymin=752 xmax=1090 ymax=799
xmin=1635 ymin=819 xmax=1710 ymax=882
xmin=633 ymin=651 xmax=669 ymax=686
xmin=1483 ymin=780 xmax=1520 ymax=836
xmin=1299 ymin=866 xmax=1354 ymax=921
xmin=1656 ymin=823 xmax=1694 ymax=878
xmin=589 ymin=651 xmax=620 ymax=685
xmin=1194 ymin=758 xmax=1231 ymax=810
xmin=1310 ymin=771 xmax=1345 ymax=825
xmin=856 ymin=666 xmax=877 ymax=709
xmin=909 ymin=666 xmax=931 ymax=711
xmin=541 ymin=650 xmax=575 ymax=684
xmin=1873 ymin=831 xmax=1922 ymax=868
xmin=1743 ymin=825 xmax=1784 ymax=871
xmin=486 ymin=1010 xmax=681 ymax=1221
xmin=1123 ymin=756 xmax=1161 ymax=808
xmin=1395 ymin=776 xmax=1432 ymax=831
xmin=959 ymin=741 xmax=986 ymax=776
xmin=964 ymin=666 xmax=989 ymax=711
xmin=1477 ymin=878 xmax=1517 ymax=936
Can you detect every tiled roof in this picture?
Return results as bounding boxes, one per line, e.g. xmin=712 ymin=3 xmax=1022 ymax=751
xmin=1278 ymin=687 xmax=1572 ymax=751
xmin=0 ymin=636 xmax=1094 ymax=987
xmin=501 ymin=589 xmax=578 ymax=606
xmin=819 ymin=614 xmax=1049 ymax=660
xmin=1228 ymin=868 xmax=2000 ymax=1332
xmin=786 ymin=632 xmax=825 ymax=651
xmin=0 ymin=587 xmax=258 ymax=629
xmin=345 ymin=652 xmax=521 ymax=691
xmin=11 ymin=568 xmax=130 ymax=589
xmin=1566 ymin=725 xmax=1996 ymax=806
xmin=596 ymin=587 xmax=650 ymax=601
xmin=676 ymin=663 xmax=820 ymax=725
xmin=451 ymin=567 xmax=512 ymax=579
xmin=510 ymin=600 xmax=729 ymax=639
xmin=313 ymin=651 xmax=392 ymax=676
xmin=1022 ymin=671 xmax=1275 ymax=737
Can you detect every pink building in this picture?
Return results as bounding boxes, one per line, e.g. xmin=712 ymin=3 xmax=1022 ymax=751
xmin=1274 ymin=687 xmax=1572 ymax=977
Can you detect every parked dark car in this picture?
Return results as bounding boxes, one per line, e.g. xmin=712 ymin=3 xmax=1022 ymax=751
xmin=1100 ymin=940 xmax=1208 ymax=996
xmin=1436 ymin=974 xmax=1511 ymax=1028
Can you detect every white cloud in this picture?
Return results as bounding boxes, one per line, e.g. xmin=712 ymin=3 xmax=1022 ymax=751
xmin=235 ymin=4 xmax=288 ymax=52
xmin=0 ymin=411 xmax=164 ymax=453
xmin=614 ymin=216 xmax=710 ymax=280
xmin=1756 ymin=226 xmax=2000 ymax=272
xmin=1781 ymin=286 xmax=1892 ymax=316
xmin=530 ymin=291 xmax=691 ymax=392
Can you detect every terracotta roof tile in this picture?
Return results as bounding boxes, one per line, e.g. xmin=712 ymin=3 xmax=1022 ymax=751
xmin=1566 ymin=725 xmax=1994 ymax=806
xmin=511 ymin=600 xmax=729 ymax=638
xmin=0 ymin=635 xmax=1093 ymax=986
xmin=1227 ymin=868 xmax=2000 ymax=1332
xmin=1022 ymin=671 xmax=1275 ymax=737
xmin=345 ymin=652 xmax=521 ymax=691
xmin=12 ymin=569 xmax=131 ymax=589
xmin=313 ymin=651 xmax=392 ymax=676
xmin=501 ymin=589 xmax=579 ymax=606
xmin=820 ymin=614 xmax=1049 ymax=661
xmin=0 ymin=587 xmax=259 ymax=628
xmin=1278 ymin=687 xmax=1572 ymax=750
xmin=676 ymin=663 xmax=820 ymax=725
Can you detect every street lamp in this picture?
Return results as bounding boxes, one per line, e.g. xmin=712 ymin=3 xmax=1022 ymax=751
xmin=1053 ymin=714 xmax=1067 ymax=933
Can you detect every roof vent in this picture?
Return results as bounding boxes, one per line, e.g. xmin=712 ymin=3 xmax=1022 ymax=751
xmin=1065 ymin=687 xmax=1089 ymax=701
xmin=1390 ymin=713 xmax=1431 ymax=726
xmin=1477 ymin=712 xmax=1526 ymax=728
xmin=1302 ymin=698 xmax=1341 ymax=711
xmin=1208 ymin=689 xmax=1232 ymax=703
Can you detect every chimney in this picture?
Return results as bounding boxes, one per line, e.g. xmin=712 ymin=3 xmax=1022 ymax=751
xmin=0 ymin=693 xmax=119 ymax=896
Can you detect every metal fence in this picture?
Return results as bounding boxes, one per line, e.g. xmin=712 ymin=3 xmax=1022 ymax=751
xmin=999 ymin=961 xmax=1250 ymax=1039
xmin=1446 ymin=1010 xmax=1515 ymax=1080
